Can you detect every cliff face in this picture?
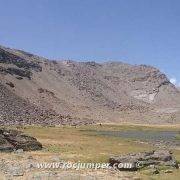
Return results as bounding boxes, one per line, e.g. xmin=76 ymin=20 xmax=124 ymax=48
xmin=0 ymin=45 xmax=180 ymax=125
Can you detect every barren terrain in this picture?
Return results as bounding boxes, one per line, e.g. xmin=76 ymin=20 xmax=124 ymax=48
xmin=0 ymin=45 xmax=180 ymax=125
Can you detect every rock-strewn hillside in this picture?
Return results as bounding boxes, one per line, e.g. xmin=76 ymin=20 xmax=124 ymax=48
xmin=0 ymin=45 xmax=180 ymax=125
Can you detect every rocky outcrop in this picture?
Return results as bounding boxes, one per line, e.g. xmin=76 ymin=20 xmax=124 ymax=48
xmin=5 ymin=67 xmax=32 ymax=79
xmin=0 ymin=47 xmax=42 ymax=71
xmin=0 ymin=128 xmax=42 ymax=152
xmin=109 ymin=150 xmax=178 ymax=171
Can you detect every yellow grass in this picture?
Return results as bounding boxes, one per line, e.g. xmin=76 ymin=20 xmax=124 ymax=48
xmin=18 ymin=125 xmax=154 ymax=162
xmin=1 ymin=124 xmax=179 ymax=179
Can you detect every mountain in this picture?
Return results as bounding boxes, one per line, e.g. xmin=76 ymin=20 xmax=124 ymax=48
xmin=0 ymin=45 xmax=180 ymax=125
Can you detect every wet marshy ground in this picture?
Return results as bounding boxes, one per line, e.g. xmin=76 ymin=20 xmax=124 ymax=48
xmin=85 ymin=129 xmax=180 ymax=148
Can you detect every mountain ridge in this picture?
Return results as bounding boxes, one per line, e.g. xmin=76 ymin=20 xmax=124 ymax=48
xmin=0 ymin=45 xmax=180 ymax=125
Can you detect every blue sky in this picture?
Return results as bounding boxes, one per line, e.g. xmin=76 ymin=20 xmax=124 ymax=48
xmin=0 ymin=0 xmax=179 ymax=86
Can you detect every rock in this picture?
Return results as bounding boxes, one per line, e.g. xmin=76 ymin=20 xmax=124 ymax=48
xmin=5 ymin=134 xmax=42 ymax=151
xmin=109 ymin=150 xmax=178 ymax=171
xmin=6 ymin=165 xmax=24 ymax=176
xmin=14 ymin=149 xmax=24 ymax=154
xmin=27 ymin=155 xmax=34 ymax=160
xmin=6 ymin=82 xmax=15 ymax=88
xmin=152 ymin=169 xmax=159 ymax=174
xmin=0 ymin=135 xmax=14 ymax=152
xmin=164 ymin=169 xmax=173 ymax=173
xmin=26 ymin=161 xmax=37 ymax=171
xmin=0 ymin=128 xmax=42 ymax=152
xmin=151 ymin=150 xmax=172 ymax=161
xmin=16 ymin=76 xmax=23 ymax=80
xmin=149 ymin=164 xmax=156 ymax=169
xmin=0 ymin=47 xmax=42 ymax=71
xmin=5 ymin=67 xmax=32 ymax=79
xmin=0 ymin=159 xmax=6 ymax=171
xmin=51 ymin=156 xmax=62 ymax=162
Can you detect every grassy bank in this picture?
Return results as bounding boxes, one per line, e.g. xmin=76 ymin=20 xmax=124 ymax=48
xmin=1 ymin=124 xmax=179 ymax=179
xmin=11 ymin=124 xmax=179 ymax=163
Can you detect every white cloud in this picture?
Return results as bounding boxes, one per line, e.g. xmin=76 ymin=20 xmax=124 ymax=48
xmin=170 ymin=78 xmax=177 ymax=85
xmin=170 ymin=78 xmax=180 ymax=87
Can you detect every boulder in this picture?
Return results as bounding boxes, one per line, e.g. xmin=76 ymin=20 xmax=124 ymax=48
xmin=0 ymin=128 xmax=42 ymax=152
xmin=164 ymin=169 xmax=173 ymax=173
xmin=0 ymin=135 xmax=14 ymax=152
xmin=151 ymin=150 xmax=173 ymax=161
xmin=109 ymin=150 xmax=178 ymax=171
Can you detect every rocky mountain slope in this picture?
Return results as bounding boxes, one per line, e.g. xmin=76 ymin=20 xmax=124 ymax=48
xmin=0 ymin=45 xmax=180 ymax=125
